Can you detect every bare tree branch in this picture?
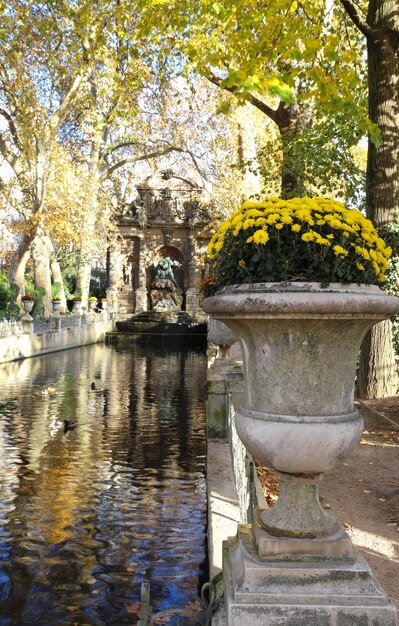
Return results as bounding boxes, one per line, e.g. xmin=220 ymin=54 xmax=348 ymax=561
xmin=100 ymin=145 xmax=210 ymax=183
xmin=339 ymin=0 xmax=377 ymax=41
xmin=44 ymin=21 xmax=104 ymax=142
xmin=0 ymin=132 xmax=24 ymax=175
xmin=106 ymin=140 xmax=140 ymax=153
xmin=0 ymin=108 xmax=21 ymax=149
xmin=206 ymin=72 xmax=279 ymax=124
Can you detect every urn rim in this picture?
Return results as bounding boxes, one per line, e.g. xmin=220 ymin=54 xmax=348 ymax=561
xmin=202 ymin=281 xmax=399 ymax=319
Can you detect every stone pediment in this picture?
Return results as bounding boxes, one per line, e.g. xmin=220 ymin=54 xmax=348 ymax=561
xmin=118 ymin=170 xmax=211 ymax=227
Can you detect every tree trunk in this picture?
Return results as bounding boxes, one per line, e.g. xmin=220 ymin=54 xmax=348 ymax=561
xmin=358 ymin=322 xmax=398 ymax=398
xmin=235 ymin=104 xmax=262 ymax=198
xmin=44 ymin=237 xmax=68 ymax=314
xmin=74 ymin=132 xmax=103 ymax=306
xmin=31 ymin=236 xmax=52 ymax=318
xmin=76 ymin=251 xmax=93 ymax=308
xmin=280 ymin=130 xmax=305 ymax=200
xmin=366 ymin=3 xmax=399 ymax=226
xmin=9 ymin=234 xmax=33 ymax=301
xmin=357 ymin=1 xmax=399 ymax=398
xmin=275 ymin=103 xmax=309 ymax=199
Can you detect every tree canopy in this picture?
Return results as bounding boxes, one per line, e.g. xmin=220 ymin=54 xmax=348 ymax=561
xmin=134 ymin=0 xmax=370 ymax=199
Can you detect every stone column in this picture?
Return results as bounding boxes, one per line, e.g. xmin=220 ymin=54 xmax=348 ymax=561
xmin=106 ymin=246 xmax=120 ymax=304
xmin=185 ymin=234 xmax=198 ymax=311
xmin=135 ymin=237 xmax=148 ymax=312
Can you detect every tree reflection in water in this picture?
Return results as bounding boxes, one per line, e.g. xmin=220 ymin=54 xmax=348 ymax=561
xmin=0 ymin=339 xmax=207 ymax=625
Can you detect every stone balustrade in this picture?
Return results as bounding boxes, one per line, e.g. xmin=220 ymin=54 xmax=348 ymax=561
xmin=0 ymin=311 xmax=114 ymax=364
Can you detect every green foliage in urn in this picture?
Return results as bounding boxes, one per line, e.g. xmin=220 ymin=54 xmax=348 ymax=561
xmin=202 ymin=198 xmax=392 ymax=296
xmin=51 ymin=282 xmax=62 ymax=299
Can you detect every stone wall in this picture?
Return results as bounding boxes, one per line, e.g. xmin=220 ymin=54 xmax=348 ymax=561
xmin=0 ymin=313 xmax=114 ymax=364
xmin=206 ymin=361 xmax=256 ymax=524
xmin=225 ymin=373 xmax=252 ymax=524
xmin=206 ymin=356 xmax=267 ymax=581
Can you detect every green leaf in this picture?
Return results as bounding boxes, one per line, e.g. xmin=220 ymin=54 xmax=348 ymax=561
xmin=368 ymin=120 xmax=382 ymax=148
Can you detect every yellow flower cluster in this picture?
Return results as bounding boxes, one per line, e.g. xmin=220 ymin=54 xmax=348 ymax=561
xmin=207 ymin=197 xmax=392 ymax=283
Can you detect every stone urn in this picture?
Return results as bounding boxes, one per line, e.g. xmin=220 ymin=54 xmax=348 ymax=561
xmin=203 ymin=282 xmax=399 ymax=540
xmin=207 ymin=315 xmax=237 ymax=363
xmin=21 ymin=300 xmax=34 ymax=314
xmin=21 ymin=299 xmax=34 ymax=321
xmin=88 ymin=300 xmax=97 ymax=311
xmin=72 ymin=300 xmax=82 ymax=313
xmin=52 ymin=300 xmax=61 ymax=313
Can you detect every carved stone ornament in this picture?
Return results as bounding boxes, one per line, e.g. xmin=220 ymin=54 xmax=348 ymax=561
xmin=117 ymin=171 xmax=210 ymax=227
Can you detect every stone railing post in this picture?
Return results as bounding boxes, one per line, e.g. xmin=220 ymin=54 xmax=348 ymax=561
xmin=22 ymin=318 xmax=34 ymax=337
xmin=135 ymin=237 xmax=148 ymax=312
xmin=186 ymin=235 xmax=198 ymax=311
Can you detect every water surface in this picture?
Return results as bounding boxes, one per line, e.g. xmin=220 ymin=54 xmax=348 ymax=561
xmin=0 ymin=340 xmax=207 ymax=625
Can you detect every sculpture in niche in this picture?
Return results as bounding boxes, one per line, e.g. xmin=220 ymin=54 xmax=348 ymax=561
xmin=123 ymin=264 xmax=130 ymax=285
xmin=154 ymin=257 xmax=181 ymax=286
xmin=151 ymin=257 xmax=183 ymax=310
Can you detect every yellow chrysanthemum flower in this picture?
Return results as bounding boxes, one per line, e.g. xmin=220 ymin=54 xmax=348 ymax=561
xmin=355 ymin=246 xmax=370 ymax=260
xmin=253 ymin=230 xmax=269 ymax=244
xmin=333 ymin=245 xmax=349 ymax=257
xmin=243 ymin=219 xmax=255 ymax=230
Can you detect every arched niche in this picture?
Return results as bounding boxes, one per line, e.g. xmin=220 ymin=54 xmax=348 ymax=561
xmin=147 ymin=244 xmax=185 ymax=291
xmin=121 ymin=237 xmax=141 ymax=290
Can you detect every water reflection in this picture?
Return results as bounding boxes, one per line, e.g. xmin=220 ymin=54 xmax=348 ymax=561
xmin=0 ymin=340 xmax=207 ymax=625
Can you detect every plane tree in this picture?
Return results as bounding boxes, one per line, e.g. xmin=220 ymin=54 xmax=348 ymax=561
xmin=0 ymin=0 xmax=123 ymax=313
xmin=134 ymin=0 xmax=369 ymax=200
xmin=339 ymin=0 xmax=399 ymax=397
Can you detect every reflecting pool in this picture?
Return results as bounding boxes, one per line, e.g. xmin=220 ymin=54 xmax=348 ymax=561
xmin=0 ymin=339 xmax=208 ymax=625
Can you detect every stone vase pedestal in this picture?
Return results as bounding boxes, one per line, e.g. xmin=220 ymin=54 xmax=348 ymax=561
xmin=203 ymin=282 xmax=399 ymax=626
xmin=21 ymin=300 xmax=34 ymax=321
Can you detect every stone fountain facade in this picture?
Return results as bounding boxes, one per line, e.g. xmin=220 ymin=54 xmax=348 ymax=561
xmin=107 ymin=170 xmax=212 ymax=317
